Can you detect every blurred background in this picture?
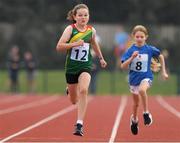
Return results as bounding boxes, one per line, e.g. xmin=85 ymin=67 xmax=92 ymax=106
xmin=0 ymin=0 xmax=179 ymax=95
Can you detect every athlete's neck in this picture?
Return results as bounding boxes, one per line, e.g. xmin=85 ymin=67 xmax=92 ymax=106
xmin=135 ymin=42 xmax=146 ymax=47
xmin=74 ymin=24 xmax=87 ymax=32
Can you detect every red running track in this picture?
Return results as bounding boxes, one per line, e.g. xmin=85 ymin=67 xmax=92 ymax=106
xmin=0 ymin=93 xmax=180 ymax=142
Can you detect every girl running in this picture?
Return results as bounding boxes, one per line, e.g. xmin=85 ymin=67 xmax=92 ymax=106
xmin=121 ymin=25 xmax=168 ymax=135
xmin=56 ymin=4 xmax=107 ymax=136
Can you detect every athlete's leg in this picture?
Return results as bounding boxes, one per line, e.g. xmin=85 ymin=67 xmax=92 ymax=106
xmin=139 ymin=80 xmax=153 ymax=125
xmin=77 ymin=72 xmax=91 ymax=122
xmin=130 ymin=93 xmax=140 ymax=135
xmin=132 ymin=93 xmax=140 ymax=121
xmin=67 ymin=83 xmax=78 ymax=104
xmin=139 ymin=81 xmax=150 ymax=112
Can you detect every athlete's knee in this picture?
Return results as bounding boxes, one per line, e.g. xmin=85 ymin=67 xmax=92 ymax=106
xmin=139 ymin=88 xmax=146 ymax=96
xmin=79 ymin=88 xmax=88 ymax=96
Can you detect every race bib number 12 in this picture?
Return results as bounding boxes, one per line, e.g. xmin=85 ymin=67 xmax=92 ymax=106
xmin=70 ymin=43 xmax=89 ymax=62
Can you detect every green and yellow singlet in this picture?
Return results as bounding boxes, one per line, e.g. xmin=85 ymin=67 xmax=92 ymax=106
xmin=65 ymin=24 xmax=93 ymax=74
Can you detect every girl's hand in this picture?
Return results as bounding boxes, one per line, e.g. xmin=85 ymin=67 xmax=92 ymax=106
xmin=74 ymin=39 xmax=84 ymax=47
xmin=132 ymin=51 xmax=139 ymax=58
xmin=100 ymin=58 xmax=107 ymax=68
xmin=161 ymin=72 xmax=169 ymax=80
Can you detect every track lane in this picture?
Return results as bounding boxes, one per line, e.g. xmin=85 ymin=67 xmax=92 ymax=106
xmin=158 ymin=96 xmax=180 ymax=111
xmin=0 ymin=95 xmax=46 ymax=110
xmin=0 ymin=95 xmax=26 ymax=105
xmin=6 ymin=96 xmax=122 ymax=142
xmin=0 ymin=96 xmax=70 ymax=141
xmin=1 ymin=95 xmax=180 ymax=142
xmin=115 ymin=96 xmax=180 ymax=142
xmin=0 ymin=96 xmax=59 ymax=116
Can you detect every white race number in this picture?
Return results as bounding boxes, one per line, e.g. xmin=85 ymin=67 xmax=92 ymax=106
xmin=70 ymin=43 xmax=89 ymax=62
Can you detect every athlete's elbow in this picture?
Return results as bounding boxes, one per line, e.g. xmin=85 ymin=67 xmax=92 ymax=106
xmin=120 ymin=62 xmax=125 ymax=69
xmin=121 ymin=63 xmax=128 ymax=70
xmin=56 ymin=44 xmax=64 ymax=52
xmin=121 ymin=64 xmax=125 ymax=69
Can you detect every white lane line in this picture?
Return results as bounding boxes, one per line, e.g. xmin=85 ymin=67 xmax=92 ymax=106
xmin=0 ymin=96 xmax=59 ymax=115
xmin=0 ymin=96 xmax=26 ymax=104
xmin=7 ymin=142 xmax=176 ymax=143
xmin=0 ymin=97 xmax=93 ymax=142
xmin=156 ymin=96 xmax=180 ymax=118
xmin=0 ymin=105 xmax=76 ymax=142
xmin=109 ymin=96 xmax=128 ymax=143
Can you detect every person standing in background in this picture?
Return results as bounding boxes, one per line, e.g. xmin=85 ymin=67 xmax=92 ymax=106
xmin=89 ymin=34 xmax=101 ymax=95
xmin=89 ymin=49 xmax=99 ymax=95
xmin=114 ymin=25 xmax=131 ymax=69
xmin=24 ymin=51 xmax=37 ymax=93
xmin=7 ymin=45 xmax=20 ymax=93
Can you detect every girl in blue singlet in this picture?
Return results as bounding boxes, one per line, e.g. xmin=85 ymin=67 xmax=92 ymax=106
xmin=121 ymin=25 xmax=168 ymax=135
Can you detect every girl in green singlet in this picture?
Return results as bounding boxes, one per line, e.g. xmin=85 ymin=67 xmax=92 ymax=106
xmin=56 ymin=4 xmax=107 ymax=136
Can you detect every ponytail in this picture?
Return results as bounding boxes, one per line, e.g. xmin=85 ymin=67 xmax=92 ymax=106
xmin=67 ymin=10 xmax=75 ymax=23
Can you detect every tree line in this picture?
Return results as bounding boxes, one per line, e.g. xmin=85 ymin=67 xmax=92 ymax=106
xmin=0 ymin=0 xmax=179 ymax=71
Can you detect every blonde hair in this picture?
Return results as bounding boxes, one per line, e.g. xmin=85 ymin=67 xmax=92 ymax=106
xmin=67 ymin=4 xmax=89 ymax=23
xmin=132 ymin=25 xmax=148 ymax=36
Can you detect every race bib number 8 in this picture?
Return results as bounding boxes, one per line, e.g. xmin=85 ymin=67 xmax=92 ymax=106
xmin=130 ymin=54 xmax=148 ymax=72
xmin=70 ymin=43 xmax=89 ymax=62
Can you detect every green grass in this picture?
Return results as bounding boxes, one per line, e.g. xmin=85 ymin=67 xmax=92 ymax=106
xmin=0 ymin=70 xmax=177 ymax=95
xmin=96 ymin=71 xmax=177 ymax=95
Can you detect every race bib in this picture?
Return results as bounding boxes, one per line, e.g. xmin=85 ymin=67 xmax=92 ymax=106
xmin=130 ymin=54 xmax=148 ymax=72
xmin=70 ymin=43 xmax=89 ymax=62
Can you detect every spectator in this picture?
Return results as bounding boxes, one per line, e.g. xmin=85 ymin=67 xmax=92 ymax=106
xmin=7 ymin=45 xmax=20 ymax=93
xmin=89 ymin=34 xmax=101 ymax=95
xmin=89 ymin=49 xmax=99 ymax=95
xmin=114 ymin=25 xmax=131 ymax=69
xmin=24 ymin=51 xmax=37 ymax=93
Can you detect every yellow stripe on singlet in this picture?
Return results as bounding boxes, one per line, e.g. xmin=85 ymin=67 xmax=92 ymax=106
xmin=69 ymin=28 xmax=92 ymax=43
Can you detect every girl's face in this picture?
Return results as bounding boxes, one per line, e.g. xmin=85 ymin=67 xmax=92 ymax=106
xmin=74 ymin=8 xmax=89 ymax=26
xmin=133 ymin=31 xmax=147 ymax=47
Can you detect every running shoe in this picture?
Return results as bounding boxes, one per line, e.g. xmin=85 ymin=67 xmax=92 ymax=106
xmin=73 ymin=123 xmax=83 ymax=136
xmin=143 ymin=112 xmax=153 ymax=126
xmin=130 ymin=116 xmax=139 ymax=135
